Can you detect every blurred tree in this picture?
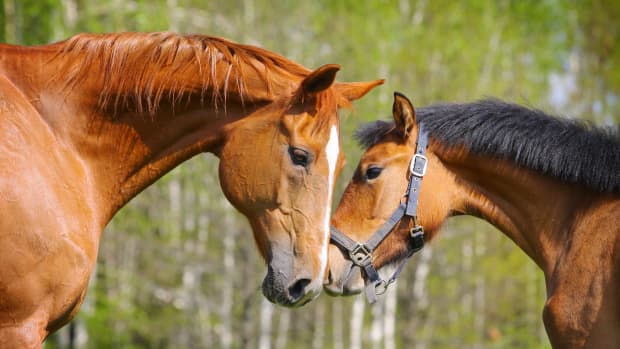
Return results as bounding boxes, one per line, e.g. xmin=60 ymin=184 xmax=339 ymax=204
xmin=3 ymin=1 xmax=617 ymax=348
xmin=0 ymin=0 xmax=5 ymax=42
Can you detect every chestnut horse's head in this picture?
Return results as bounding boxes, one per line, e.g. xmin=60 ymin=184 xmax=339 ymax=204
xmin=326 ymin=93 xmax=450 ymax=296
xmin=218 ymin=64 xmax=382 ymax=306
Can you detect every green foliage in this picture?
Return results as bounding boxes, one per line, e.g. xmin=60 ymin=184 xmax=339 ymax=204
xmin=11 ymin=0 xmax=60 ymax=44
xmin=0 ymin=0 xmax=5 ymax=42
xmin=6 ymin=1 xmax=616 ymax=348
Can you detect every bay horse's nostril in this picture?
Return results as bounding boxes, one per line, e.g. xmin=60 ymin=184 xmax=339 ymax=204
xmin=288 ymin=278 xmax=311 ymax=301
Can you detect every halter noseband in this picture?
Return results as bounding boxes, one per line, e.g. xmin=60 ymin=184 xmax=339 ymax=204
xmin=330 ymin=123 xmax=429 ymax=303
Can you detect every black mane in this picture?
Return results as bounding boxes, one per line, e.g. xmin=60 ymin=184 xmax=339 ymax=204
xmin=356 ymin=99 xmax=620 ymax=194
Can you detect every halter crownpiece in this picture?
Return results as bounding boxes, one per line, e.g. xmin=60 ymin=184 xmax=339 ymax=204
xmin=330 ymin=122 xmax=429 ymax=303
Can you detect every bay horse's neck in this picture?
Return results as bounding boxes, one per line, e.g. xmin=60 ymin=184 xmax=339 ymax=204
xmin=438 ymin=148 xmax=598 ymax=275
xmin=0 ymin=40 xmax=296 ymax=227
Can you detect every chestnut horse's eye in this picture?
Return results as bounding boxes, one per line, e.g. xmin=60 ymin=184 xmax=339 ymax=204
xmin=365 ymin=166 xmax=383 ymax=180
xmin=289 ymin=147 xmax=311 ymax=167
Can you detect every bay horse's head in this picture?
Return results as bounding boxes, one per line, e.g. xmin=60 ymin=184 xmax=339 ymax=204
xmin=218 ymin=64 xmax=382 ymax=306
xmin=326 ymin=93 xmax=450 ymax=296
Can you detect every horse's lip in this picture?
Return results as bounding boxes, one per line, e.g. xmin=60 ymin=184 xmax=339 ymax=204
xmin=324 ymin=269 xmax=343 ymax=294
xmin=324 ymin=280 xmax=363 ymax=296
xmin=270 ymin=286 xmax=319 ymax=308
xmin=324 ymin=283 xmax=343 ymax=296
xmin=323 ymin=260 xmax=363 ymax=295
xmin=324 ymin=269 xmax=343 ymax=295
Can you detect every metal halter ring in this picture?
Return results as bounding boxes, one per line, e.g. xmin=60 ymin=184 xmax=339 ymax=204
xmin=374 ymin=279 xmax=389 ymax=295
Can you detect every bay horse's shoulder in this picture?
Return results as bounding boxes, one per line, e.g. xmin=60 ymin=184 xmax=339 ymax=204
xmin=584 ymin=194 xmax=620 ymax=231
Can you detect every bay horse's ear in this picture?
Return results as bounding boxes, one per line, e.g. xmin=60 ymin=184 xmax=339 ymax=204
xmin=392 ymin=92 xmax=416 ymax=139
xmin=335 ymin=79 xmax=385 ymax=102
xmin=302 ymin=64 xmax=341 ymax=95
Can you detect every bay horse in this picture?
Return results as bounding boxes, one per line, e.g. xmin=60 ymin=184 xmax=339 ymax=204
xmin=326 ymin=92 xmax=620 ymax=348
xmin=0 ymin=32 xmax=382 ymax=347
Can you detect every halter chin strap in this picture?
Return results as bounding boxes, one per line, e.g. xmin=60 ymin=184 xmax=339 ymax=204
xmin=330 ymin=123 xmax=429 ymax=303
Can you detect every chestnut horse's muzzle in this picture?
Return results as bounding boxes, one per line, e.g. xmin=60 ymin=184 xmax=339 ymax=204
xmin=262 ymin=255 xmax=322 ymax=307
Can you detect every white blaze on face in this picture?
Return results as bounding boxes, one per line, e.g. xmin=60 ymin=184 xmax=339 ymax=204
xmin=319 ymin=124 xmax=339 ymax=280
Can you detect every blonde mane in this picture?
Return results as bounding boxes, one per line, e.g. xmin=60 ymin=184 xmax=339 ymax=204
xmin=54 ymin=32 xmax=311 ymax=114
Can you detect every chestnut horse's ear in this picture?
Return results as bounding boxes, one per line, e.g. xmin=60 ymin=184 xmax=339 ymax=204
xmin=392 ymin=92 xmax=416 ymax=139
xmin=301 ymin=64 xmax=341 ymax=95
xmin=335 ymin=79 xmax=384 ymax=102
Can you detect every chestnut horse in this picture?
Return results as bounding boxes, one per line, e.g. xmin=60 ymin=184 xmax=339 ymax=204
xmin=326 ymin=93 xmax=620 ymax=348
xmin=0 ymin=32 xmax=382 ymax=347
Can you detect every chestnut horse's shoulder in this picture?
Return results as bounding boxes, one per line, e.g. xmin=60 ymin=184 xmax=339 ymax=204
xmin=0 ymin=73 xmax=37 ymax=119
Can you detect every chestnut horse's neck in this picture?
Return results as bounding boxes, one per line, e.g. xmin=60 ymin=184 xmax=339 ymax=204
xmin=0 ymin=34 xmax=306 ymax=227
xmin=436 ymin=148 xmax=600 ymax=274
xmin=72 ymin=101 xmax=259 ymax=225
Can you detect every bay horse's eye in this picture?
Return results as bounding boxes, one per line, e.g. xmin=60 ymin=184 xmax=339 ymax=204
xmin=365 ymin=166 xmax=383 ymax=180
xmin=289 ymin=147 xmax=311 ymax=167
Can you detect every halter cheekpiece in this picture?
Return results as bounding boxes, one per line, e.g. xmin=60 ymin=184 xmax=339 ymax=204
xmin=330 ymin=122 xmax=429 ymax=303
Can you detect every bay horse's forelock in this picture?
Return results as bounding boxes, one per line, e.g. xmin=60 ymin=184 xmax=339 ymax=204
xmin=327 ymin=94 xmax=620 ymax=348
xmin=0 ymin=32 xmax=383 ymax=347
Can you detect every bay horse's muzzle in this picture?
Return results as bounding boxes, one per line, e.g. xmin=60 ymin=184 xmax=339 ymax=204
xmin=324 ymin=258 xmax=364 ymax=296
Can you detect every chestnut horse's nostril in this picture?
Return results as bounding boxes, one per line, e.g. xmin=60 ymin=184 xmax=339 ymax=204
xmin=288 ymin=278 xmax=311 ymax=301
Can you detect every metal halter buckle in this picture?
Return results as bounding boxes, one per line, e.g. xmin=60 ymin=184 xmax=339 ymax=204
xmin=409 ymin=226 xmax=425 ymax=251
xmin=410 ymin=225 xmax=423 ymax=237
xmin=409 ymin=154 xmax=428 ymax=177
xmin=349 ymin=244 xmax=372 ymax=267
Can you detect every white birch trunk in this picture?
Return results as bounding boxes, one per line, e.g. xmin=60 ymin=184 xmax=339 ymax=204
xmin=168 ymin=176 xmax=188 ymax=347
xmin=258 ymin=297 xmax=274 ymax=349
xmin=274 ymin=310 xmax=291 ymax=349
xmin=350 ymin=296 xmax=366 ymax=349
xmin=384 ymin=283 xmax=398 ymax=349
xmin=312 ymin=302 xmax=326 ymax=349
xmin=473 ymin=229 xmax=486 ymax=349
xmin=462 ymin=234 xmax=474 ymax=321
xmin=413 ymin=247 xmax=433 ymax=349
xmin=168 ymin=177 xmax=182 ymax=246
xmin=195 ymin=191 xmax=213 ymax=347
xmin=370 ymin=298 xmax=384 ymax=349
xmin=410 ymin=0 xmax=427 ymax=27
xmin=220 ymin=206 xmax=236 ymax=349
xmin=166 ymin=0 xmax=179 ymax=32
xmin=180 ymin=175 xmax=198 ymax=347
xmin=331 ymin=300 xmax=344 ymax=349
xmin=413 ymin=247 xmax=432 ymax=309
xmin=60 ymin=0 xmax=77 ymax=37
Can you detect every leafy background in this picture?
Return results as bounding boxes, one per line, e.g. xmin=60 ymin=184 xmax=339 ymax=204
xmin=2 ymin=1 xmax=619 ymax=348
